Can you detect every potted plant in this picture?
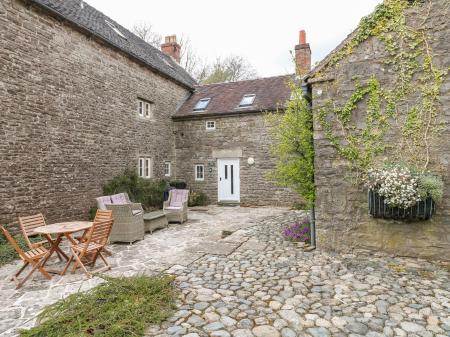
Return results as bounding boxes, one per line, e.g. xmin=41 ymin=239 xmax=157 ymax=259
xmin=366 ymin=164 xmax=443 ymax=220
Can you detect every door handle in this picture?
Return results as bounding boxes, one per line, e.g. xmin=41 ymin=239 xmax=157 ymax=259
xmin=220 ymin=177 xmax=222 ymax=181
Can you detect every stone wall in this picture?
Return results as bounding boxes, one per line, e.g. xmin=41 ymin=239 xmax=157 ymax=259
xmin=310 ymin=0 xmax=450 ymax=260
xmin=174 ymin=114 xmax=300 ymax=206
xmin=0 ymin=0 xmax=190 ymax=229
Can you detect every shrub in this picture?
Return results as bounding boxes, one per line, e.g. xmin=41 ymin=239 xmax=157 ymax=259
xmin=282 ymin=216 xmax=310 ymax=243
xmin=169 ymin=180 xmax=187 ymax=189
xmin=417 ymin=174 xmax=444 ymax=202
xmin=102 ymin=169 xmax=167 ymax=210
xmin=188 ymin=191 xmax=209 ymax=207
xmin=20 ymin=275 xmax=177 ymax=337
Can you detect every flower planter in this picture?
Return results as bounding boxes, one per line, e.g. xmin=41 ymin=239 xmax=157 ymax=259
xmin=368 ymin=190 xmax=435 ymax=220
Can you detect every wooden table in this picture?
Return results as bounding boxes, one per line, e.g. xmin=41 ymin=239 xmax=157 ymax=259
xmin=34 ymin=221 xmax=93 ymax=275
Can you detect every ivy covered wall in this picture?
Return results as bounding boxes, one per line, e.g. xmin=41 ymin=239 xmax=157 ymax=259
xmin=309 ymin=0 xmax=450 ymax=259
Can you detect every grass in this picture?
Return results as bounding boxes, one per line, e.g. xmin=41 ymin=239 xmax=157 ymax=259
xmin=0 ymin=234 xmax=41 ymax=267
xmin=20 ymin=275 xmax=178 ymax=337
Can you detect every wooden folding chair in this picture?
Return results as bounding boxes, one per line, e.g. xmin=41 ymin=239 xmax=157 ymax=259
xmin=75 ymin=210 xmax=113 ymax=256
xmin=62 ymin=217 xmax=113 ymax=278
xmin=0 ymin=225 xmax=51 ymax=288
xmin=18 ymin=213 xmax=67 ymax=261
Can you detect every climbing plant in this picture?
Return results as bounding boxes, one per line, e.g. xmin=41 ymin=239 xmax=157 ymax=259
xmin=315 ymin=0 xmax=448 ymax=181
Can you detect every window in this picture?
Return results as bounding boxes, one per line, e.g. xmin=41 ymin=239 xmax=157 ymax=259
xmin=105 ymin=20 xmax=127 ymax=40
xmin=138 ymin=99 xmax=153 ymax=119
xmin=239 ymin=94 xmax=256 ymax=107
xmin=138 ymin=158 xmax=152 ymax=178
xmin=195 ymin=165 xmax=204 ymax=181
xmin=164 ymin=162 xmax=171 ymax=177
xmin=206 ymin=121 xmax=216 ymax=130
xmin=194 ymin=98 xmax=211 ymax=111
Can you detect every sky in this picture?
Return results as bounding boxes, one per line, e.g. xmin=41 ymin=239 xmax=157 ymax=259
xmin=84 ymin=0 xmax=383 ymax=77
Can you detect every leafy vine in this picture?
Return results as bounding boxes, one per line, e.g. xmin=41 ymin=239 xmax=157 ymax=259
xmin=314 ymin=0 xmax=448 ymax=180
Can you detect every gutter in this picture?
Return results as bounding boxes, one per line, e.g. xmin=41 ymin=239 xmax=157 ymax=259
xmin=26 ymin=0 xmax=195 ymax=91
xmin=172 ymin=108 xmax=286 ymax=121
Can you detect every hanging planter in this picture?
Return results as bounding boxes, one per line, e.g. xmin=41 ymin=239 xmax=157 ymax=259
xmin=368 ymin=189 xmax=435 ymax=220
xmin=366 ymin=164 xmax=443 ymax=221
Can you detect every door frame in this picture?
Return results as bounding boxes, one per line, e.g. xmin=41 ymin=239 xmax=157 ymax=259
xmin=217 ymin=158 xmax=240 ymax=202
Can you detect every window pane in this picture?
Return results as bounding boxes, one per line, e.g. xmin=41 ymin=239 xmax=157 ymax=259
xmin=138 ymin=101 xmax=143 ymax=116
xmin=145 ymin=103 xmax=150 ymax=117
xmin=240 ymin=94 xmax=256 ymax=107
xmin=145 ymin=159 xmax=151 ymax=177
xmin=194 ymin=98 xmax=210 ymax=111
xmin=139 ymin=158 xmax=143 ymax=177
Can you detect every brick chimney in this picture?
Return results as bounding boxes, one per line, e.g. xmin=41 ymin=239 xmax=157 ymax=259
xmin=161 ymin=35 xmax=181 ymax=63
xmin=295 ymin=30 xmax=311 ymax=75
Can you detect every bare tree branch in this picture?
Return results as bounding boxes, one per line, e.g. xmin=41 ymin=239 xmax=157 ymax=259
xmin=132 ymin=22 xmax=162 ymax=48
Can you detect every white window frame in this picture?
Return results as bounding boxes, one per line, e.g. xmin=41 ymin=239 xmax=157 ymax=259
xmin=138 ymin=99 xmax=153 ymax=119
xmin=206 ymin=121 xmax=216 ymax=130
xmin=195 ymin=164 xmax=205 ymax=181
xmin=138 ymin=157 xmax=152 ymax=178
xmin=164 ymin=161 xmax=171 ymax=177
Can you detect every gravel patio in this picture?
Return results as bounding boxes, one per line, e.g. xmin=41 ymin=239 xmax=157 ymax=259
xmin=1 ymin=206 xmax=449 ymax=337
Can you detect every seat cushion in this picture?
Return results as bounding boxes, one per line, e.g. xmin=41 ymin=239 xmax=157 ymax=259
xmin=165 ymin=206 xmax=182 ymax=210
xmin=111 ymin=193 xmax=128 ymax=204
xmin=96 ymin=196 xmax=112 ymax=210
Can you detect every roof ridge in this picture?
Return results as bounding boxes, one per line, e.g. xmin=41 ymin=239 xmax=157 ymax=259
xmin=197 ymin=74 xmax=294 ymax=88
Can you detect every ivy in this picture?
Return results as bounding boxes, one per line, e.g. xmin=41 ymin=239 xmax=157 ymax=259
xmin=315 ymin=0 xmax=448 ymax=180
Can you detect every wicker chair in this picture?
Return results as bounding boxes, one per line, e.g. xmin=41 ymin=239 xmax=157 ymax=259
xmin=163 ymin=189 xmax=189 ymax=223
xmin=106 ymin=203 xmax=144 ymax=243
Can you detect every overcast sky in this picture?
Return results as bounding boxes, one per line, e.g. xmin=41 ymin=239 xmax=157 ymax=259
xmin=85 ymin=0 xmax=382 ymax=77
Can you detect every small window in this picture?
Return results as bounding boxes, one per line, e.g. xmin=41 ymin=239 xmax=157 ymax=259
xmin=105 ymin=20 xmax=127 ymax=40
xmin=239 ymin=94 xmax=256 ymax=107
xmin=194 ymin=98 xmax=211 ymax=111
xmin=137 ymin=99 xmax=153 ymax=119
xmin=138 ymin=157 xmax=152 ymax=178
xmin=164 ymin=162 xmax=171 ymax=177
xmin=206 ymin=121 xmax=216 ymax=130
xmin=195 ymin=165 xmax=204 ymax=181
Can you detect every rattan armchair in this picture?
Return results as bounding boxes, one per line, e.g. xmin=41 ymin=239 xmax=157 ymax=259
xmin=106 ymin=203 xmax=144 ymax=243
xmin=163 ymin=189 xmax=189 ymax=223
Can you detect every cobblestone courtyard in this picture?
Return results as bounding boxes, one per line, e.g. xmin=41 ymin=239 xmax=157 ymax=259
xmin=1 ymin=206 xmax=449 ymax=337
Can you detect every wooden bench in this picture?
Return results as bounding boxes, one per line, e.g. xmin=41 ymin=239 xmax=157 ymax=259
xmin=143 ymin=210 xmax=168 ymax=233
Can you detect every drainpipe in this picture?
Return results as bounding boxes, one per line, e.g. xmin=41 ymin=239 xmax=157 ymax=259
xmin=301 ymin=78 xmax=316 ymax=249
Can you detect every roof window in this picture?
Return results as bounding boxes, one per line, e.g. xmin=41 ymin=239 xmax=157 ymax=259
xmin=194 ymin=98 xmax=211 ymax=111
xmin=105 ymin=20 xmax=127 ymax=40
xmin=239 ymin=94 xmax=256 ymax=107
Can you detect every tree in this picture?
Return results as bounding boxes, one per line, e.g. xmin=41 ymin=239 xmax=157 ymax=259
xmin=266 ymin=80 xmax=315 ymax=209
xmin=201 ymin=55 xmax=258 ymax=84
xmin=131 ymin=22 xmax=162 ymax=48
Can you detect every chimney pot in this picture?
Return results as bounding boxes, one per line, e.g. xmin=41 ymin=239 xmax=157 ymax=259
xmin=299 ymin=30 xmax=306 ymax=44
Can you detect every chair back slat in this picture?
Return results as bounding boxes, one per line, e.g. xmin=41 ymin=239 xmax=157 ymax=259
xmin=1 ymin=226 xmax=28 ymax=261
xmin=18 ymin=213 xmax=46 ymax=249
xmin=84 ymin=210 xmax=113 ymax=247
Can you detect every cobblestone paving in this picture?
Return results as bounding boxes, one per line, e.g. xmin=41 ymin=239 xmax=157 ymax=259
xmin=1 ymin=207 xmax=450 ymax=337
xmin=149 ymin=212 xmax=450 ymax=337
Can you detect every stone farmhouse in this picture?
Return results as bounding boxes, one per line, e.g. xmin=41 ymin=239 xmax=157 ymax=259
xmin=1 ymin=0 xmax=308 ymax=226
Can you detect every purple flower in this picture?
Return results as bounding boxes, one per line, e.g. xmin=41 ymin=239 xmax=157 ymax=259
xmin=282 ymin=217 xmax=310 ymax=242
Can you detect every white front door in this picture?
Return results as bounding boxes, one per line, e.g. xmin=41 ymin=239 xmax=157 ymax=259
xmin=218 ymin=159 xmax=240 ymax=202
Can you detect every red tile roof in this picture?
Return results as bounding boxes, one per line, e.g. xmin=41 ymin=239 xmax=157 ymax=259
xmin=174 ymin=75 xmax=293 ymax=119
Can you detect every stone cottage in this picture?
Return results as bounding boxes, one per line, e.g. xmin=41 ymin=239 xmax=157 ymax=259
xmin=1 ymin=0 xmax=305 ymax=226
xmin=307 ymin=0 xmax=450 ymax=259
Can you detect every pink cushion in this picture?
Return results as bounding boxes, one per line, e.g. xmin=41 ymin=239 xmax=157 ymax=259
xmin=170 ymin=190 xmax=188 ymax=207
xmin=111 ymin=193 xmax=128 ymax=204
xmin=96 ymin=196 xmax=112 ymax=210
xmin=166 ymin=206 xmax=181 ymax=210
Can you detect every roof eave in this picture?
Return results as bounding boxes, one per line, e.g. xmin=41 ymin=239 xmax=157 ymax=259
xmin=172 ymin=107 xmax=285 ymax=120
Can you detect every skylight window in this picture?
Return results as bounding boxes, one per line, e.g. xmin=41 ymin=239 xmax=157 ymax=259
xmin=105 ymin=20 xmax=127 ymax=40
xmin=194 ymin=98 xmax=211 ymax=111
xmin=239 ymin=94 xmax=256 ymax=107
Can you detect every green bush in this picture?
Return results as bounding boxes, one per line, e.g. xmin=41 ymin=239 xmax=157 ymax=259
xmin=20 ymin=275 xmax=177 ymax=337
xmin=417 ymin=174 xmax=444 ymax=202
xmin=169 ymin=180 xmax=187 ymax=189
xmin=188 ymin=191 xmax=209 ymax=207
xmin=102 ymin=169 xmax=167 ymax=210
